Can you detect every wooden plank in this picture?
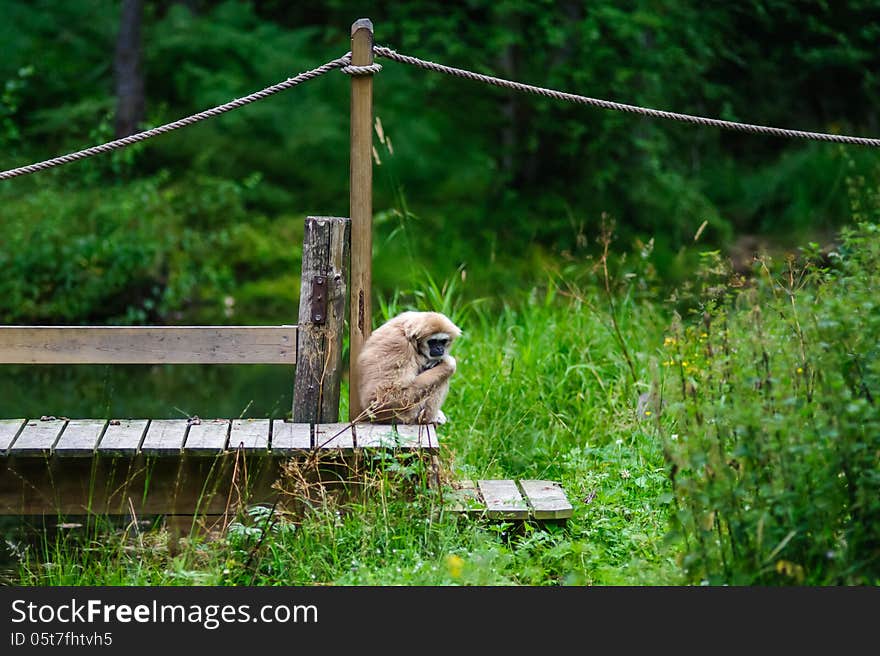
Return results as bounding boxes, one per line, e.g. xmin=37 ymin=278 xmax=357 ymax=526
xmin=355 ymin=423 xmax=402 ymax=449
xmin=314 ymin=422 xmax=354 ymax=449
xmin=348 ymin=18 xmax=375 ymax=420
xmin=140 ymin=419 xmax=189 ymax=455
xmin=228 ymin=419 xmax=270 ymax=451
xmin=8 ymin=418 xmax=67 ymax=456
xmin=271 ymin=421 xmax=311 ymax=453
xmin=293 ymin=216 xmax=350 ymax=423
xmin=0 ymin=419 xmax=26 ymax=453
xmin=54 ymin=419 xmax=107 ymax=457
xmin=96 ymin=419 xmax=150 ymax=456
xmin=97 ymin=419 xmax=149 ymax=456
xmin=354 ymin=423 xmax=437 ymax=451
xmin=519 ymin=480 xmax=573 ymax=520
xmin=478 ymin=479 xmax=529 ymax=520
xmin=184 ymin=419 xmax=230 ymax=454
xmin=445 ymin=480 xmax=485 ymax=515
xmin=0 ymin=326 xmax=297 ymax=364
xmin=394 ymin=424 xmax=439 ymax=451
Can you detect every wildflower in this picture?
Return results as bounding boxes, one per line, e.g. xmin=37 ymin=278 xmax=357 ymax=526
xmin=796 ymin=367 xmax=804 ymax=374
xmin=663 ymin=336 xmax=676 ymax=346
xmin=620 ymin=469 xmax=631 ymax=479
xmin=775 ymin=560 xmax=805 ymax=583
xmin=445 ymin=554 xmax=464 ymax=579
xmin=644 ymin=410 xmax=652 ymax=417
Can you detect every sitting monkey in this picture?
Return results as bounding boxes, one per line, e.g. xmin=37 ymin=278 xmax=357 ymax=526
xmin=357 ymin=311 xmax=461 ymax=424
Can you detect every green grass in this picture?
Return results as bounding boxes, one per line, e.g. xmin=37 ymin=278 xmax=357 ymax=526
xmin=5 ymin=221 xmax=879 ymax=586
xmin=5 ymin=254 xmax=681 ymax=586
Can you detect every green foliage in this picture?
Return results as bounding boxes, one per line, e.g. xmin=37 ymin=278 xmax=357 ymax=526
xmin=660 ymin=220 xmax=880 ymax=584
xmin=2 ymin=0 xmax=880 ymax=587
xmin=2 ymin=1 xmax=880 ymax=317
xmin=0 ymin=171 xmax=304 ymax=324
xmin=6 ymin=218 xmax=880 ymax=586
xmin=5 ymin=235 xmax=680 ymax=585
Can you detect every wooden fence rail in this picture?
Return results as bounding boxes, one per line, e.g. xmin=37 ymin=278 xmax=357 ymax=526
xmin=0 ymin=326 xmax=297 ymax=364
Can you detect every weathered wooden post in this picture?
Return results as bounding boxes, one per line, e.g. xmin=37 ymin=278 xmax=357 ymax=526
xmin=293 ymin=216 xmax=351 ymax=423
xmin=348 ymin=18 xmax=375 ymax=421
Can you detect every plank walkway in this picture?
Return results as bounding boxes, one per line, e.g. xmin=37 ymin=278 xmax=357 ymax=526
xmin=0 ymin=418 xmax=438 ymax=456
xmin=446 ymin=479 xmax=573 ymax=521
xmin=0 ymin=418 xmax=440 ymax=516
xmin=0 ymin=418 xmax=572 ymax=523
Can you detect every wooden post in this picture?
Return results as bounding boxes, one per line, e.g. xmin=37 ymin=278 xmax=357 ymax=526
xmin=348 ymin=18 xmax=374 ymax=421
xmin=293 ymin=216 xmax=351 ymax=423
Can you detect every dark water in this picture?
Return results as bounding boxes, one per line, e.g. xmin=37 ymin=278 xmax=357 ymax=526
xmin=0 ymin=364 xmax=296 ymax=419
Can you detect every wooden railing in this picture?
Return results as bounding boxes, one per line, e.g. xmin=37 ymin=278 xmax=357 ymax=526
xmin=0 ymin=326 xmax=297 ymax=364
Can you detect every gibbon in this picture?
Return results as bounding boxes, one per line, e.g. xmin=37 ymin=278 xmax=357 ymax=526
xmin=357 ymin=311 xmax=461 ymax=424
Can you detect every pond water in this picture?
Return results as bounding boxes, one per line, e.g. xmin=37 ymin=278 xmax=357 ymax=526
xmin=0 ymin=364 xmax=298 ymax=419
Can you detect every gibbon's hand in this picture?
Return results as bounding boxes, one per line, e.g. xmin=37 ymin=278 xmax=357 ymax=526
xmin=443 ymin=354 xmax=457 ymax=374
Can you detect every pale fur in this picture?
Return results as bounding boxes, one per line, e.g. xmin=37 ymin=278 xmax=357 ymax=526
xmin=357 ymin=311 xmax=462 ymax=424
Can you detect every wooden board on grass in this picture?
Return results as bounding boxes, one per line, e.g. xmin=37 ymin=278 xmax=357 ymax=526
xmin=519 ymin=480 xmax=574 ymax=519
xmin=478 ymin=479 xmax=530 ymax=520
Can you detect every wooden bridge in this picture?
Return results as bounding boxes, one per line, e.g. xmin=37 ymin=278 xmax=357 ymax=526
xmin=0 ymin=418 xmax=436 ymax=517
xmin=0 ymin=417 xmax=569 ymax=521
xmin=0 ymin=20 xmax=572 ymax=528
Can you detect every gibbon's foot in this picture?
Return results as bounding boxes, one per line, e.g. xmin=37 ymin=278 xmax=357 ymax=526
xmin=434 ymin=410 xmax=448 ymax=425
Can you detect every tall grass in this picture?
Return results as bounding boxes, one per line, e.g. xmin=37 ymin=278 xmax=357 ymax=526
xmin=6 ymin=217 xmax=878 ymax=586
xmin=7 ymin=240 xmax=681 ymax=585
xmin=660 ymin=221 xmax=880 ymax=585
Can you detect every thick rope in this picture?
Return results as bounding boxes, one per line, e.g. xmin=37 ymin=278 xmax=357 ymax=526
xmin=4 ymin=43 xmax=878 ymax=182
xmin=374 ymin=45 xmax=880 ymax=148
xmin=0 ymin=53 xmax=353 ymax=181
xmin=341 ymin=63 xmax=383 ymax=75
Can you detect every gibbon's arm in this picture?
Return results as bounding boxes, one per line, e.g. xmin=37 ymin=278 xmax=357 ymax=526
xmin=368 ymin=360 xmax=453 ymax=418
xmin=394 ymin=356 xmax=454 ymax=399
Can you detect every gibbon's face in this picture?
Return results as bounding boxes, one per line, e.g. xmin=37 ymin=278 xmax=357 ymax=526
xmin=400 ymin=311 xmax=461 ymax=367
xmin=420 ymin=332 xmax=452 ymax=362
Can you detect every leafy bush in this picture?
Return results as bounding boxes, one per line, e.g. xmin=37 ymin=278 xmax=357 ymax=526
xmin=660 ymin=220 xmax=880 ymax=584
xmin=0 ymin=172 xmax=301 ymax=324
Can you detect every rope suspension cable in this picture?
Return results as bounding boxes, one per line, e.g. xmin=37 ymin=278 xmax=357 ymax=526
xmin=0 ymin=53 xmax=355 ymax=181
xmin=2 ymin=44 xmax=878 ymax=182
xmin=373 ymin=45 xmax=880 ymax=148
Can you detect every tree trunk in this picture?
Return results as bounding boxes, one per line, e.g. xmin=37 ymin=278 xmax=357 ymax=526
xmin=114 ymin=0 xmax=145 ymax=138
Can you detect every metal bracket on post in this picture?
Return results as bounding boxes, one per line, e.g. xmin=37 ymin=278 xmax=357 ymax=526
xmin=310 ymin=276 xmax=327 ymax=324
